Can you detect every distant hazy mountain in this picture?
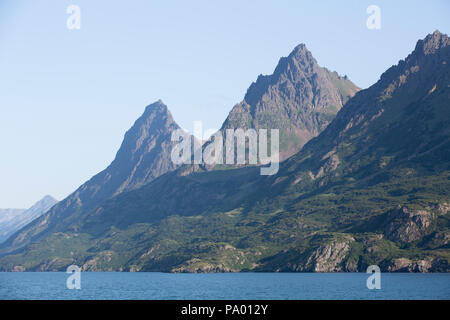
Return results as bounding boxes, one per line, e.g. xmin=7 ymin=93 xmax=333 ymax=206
xmin=0 ymin=31 xmax=448 ymax=272
xmin=0 ymin=196 xmax=57 ymax=243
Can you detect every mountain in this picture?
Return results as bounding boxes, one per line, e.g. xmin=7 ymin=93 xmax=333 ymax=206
xmin=0 ymin=42 xmax=359 ymax=257
xmin=0 ymin=44 xmax=359 ymax=255
xmin=0 ymin=31 xmax=448 ymax=272
xmin=211 ymin=43 xmax=359 ymax=162
xmin=0 ymin=100 xmax=189 ymax=255
xmin=0 ymin=209 xmax=26 ymax=242
xmin=0 ymin=196 xmax=57 ymax=243
xmin=251 ymin=29 xmax=450 ymax=272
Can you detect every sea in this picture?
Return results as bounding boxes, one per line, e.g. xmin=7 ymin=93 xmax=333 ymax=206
xmin=0 ymin=272 xmax=448 ymax=300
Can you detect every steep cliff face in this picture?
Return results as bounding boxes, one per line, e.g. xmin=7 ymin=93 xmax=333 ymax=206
xmin=301 ymin=237 xmax=354 ymax=272
xmin=285 ymin=235 xmax=355 ymax=272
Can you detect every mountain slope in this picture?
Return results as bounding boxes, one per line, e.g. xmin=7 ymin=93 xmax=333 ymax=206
xmin=283 ymin=30 xmax=449 ymax=176
xmin=246 ymin=30 xmax=450 ymax=271
xmin=0 ymin=31 xmax=448 ymax=272
xmin=0 ymin=101 xmax=188 ymax=255
xmin=0 ymin=196 xmax=57 ymax=243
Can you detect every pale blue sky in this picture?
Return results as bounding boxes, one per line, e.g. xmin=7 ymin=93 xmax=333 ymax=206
xmin=0 ymin=0 xmax=449 ymax=208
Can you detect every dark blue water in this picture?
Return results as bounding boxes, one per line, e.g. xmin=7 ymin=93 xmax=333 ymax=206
xmin=0 ymin=272 xmax=448 ymax=300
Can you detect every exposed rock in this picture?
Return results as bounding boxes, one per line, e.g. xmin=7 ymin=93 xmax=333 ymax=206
xmin=284 ymin=236 xmax=355 ymax=272
xmin=384 ymin=206 xmax=435 ymax=244
xmin=302 ymin=237 xmax=353 ymax=272
xmin=387 ymin=256 xmax=449 ymax=272
xmin=344 ymin=260 xmax=359 ymax=272
xmin=12 ymin=266 xmax=25 ymax=272
xmin=433 ymin=202 xmax=450 ymax=215
xmin=314 ymin=154 xmax=340 ymax=179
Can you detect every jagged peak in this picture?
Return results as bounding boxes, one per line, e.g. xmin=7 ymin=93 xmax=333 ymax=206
xmin=144 ymin=99 xmax=169 ymax=113
xmin=414 ymin=30 xmax=449 ymax=55
xmin=288 ymin=43 xmax=317 ymax=64
xmin=272 ymin=43 xmax=318 ymax=77
xmin=139 ymin=100 xmax=177 ymax=126
xmin=113 ymin=100 xmax=181 ymax=162
xmin=377 ymin=31 xmax=448 ymax=86
xmin=243 ymin=43 xmax=320 ymax=105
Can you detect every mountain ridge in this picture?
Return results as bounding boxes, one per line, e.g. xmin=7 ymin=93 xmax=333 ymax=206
xmin=0 ymin=196 xmax=57 ymax=243
xmin=219 ymin=43 xmax=360 ymax=161
xmin=0 ymin=31 xmax=448 ymax=272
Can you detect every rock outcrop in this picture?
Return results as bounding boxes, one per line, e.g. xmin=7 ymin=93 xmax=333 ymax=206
xmin=384 ymin=206 xmax=436 ymax=244
xmin=387 ymin=257 xmax=450 ymax=272
xmin=300 ymin=236 xmax=354 ymax=272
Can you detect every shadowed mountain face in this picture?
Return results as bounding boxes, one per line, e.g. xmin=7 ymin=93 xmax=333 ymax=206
xmin=0 ymin=32 xmax=448 ymax=273
xmin=221 ymin=44 xmax=360 ymax=160
xmin=0 ymin=196 xmax=57 ymax=243
xmin=0 ymin=101 xmax=186 ymax=255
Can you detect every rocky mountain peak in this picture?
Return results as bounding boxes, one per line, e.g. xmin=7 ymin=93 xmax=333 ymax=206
xmin=116 ymin=100 xmax=178 ymax=158
xmin=224 ymin=43 xmax=359 ymax=160
xmin=0 ymin=100 xmax=186 ymax=254
xmin=104 ymin=99 xmax=182 ymax=194
xmin=288 ymin=43 xmax=317 ymax=64
xmin=369 ymin=31 xmax=449 ymax=98
xmin=144 ymin=99 xmax=170 ymax=117
xmin=142 ymin=100 xmax=177 ymax=131
xmin=244 ymin=44 xmax=320 ymax=107
xmin=285 ymin=31 xmax=450 ymax=186
xmin=414 ymin=30 xmax=449 ymax=55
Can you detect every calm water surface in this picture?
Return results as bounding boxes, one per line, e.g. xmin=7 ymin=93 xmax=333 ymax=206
xmin=0 ymin=272 xmax=449 ymax=300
